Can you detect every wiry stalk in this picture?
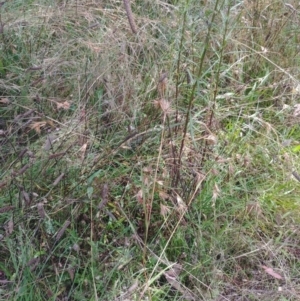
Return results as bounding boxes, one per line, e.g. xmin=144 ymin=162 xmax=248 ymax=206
xmin=202 ymin=1 xmax=231 ymax=166
xmin=176 ymin=0 xmax=221 ymax=185
xmin=123 ymin=0 xmax=138 ymax=34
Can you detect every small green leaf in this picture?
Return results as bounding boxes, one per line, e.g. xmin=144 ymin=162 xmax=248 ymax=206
xmin=87 ymin=186 xmax=93 ymax=199
xmin=292 ymin=145 xmax=300 ymax=153
xmin=0 ymin=60 xmax=5 ymax=76
xmin=45 ymin=219 xmax=55 ymax=235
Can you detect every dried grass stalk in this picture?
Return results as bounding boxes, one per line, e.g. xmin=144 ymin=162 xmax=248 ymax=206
xmin=17 ymin=164 xmax=30 ymax=176
xmin=55 ymin=220 xmax=71 ymax=241
xmin=48 ymin=152 xmax=66 ymax=159
xmin=0 ymin=182 xmax=7 ymax=189
xmin=27 ymin=257 xmax=40 ymax=271
xmin=52 ymin=173 xmax=65 ymax=186
xmin=98 ymin=183 xmax=109 ymax=211
xmin=37 ymin=203 xmax=46 ymax=219
xmin=0 ymin=206 xmax=15 ymax=213
xmin=123 ymin=0 xmax=137 ymax=34
xmin=6 ymin=219 xmax=14 ymax=235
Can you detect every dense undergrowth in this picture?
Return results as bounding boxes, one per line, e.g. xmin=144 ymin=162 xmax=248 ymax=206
xmin=1 ymin=0 xmax=300 ymax=300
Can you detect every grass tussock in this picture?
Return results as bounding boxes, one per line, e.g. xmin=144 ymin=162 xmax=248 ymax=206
xmin=1 ymin=0 xmax=300 ymax=300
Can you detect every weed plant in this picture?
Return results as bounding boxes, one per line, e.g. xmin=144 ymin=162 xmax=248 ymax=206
xmin=1 ymin=0 xmax=300 ymax=300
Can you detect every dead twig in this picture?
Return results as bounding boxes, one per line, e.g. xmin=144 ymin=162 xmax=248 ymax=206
xmin=123 ymin=0 xmax=137 ymax=34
